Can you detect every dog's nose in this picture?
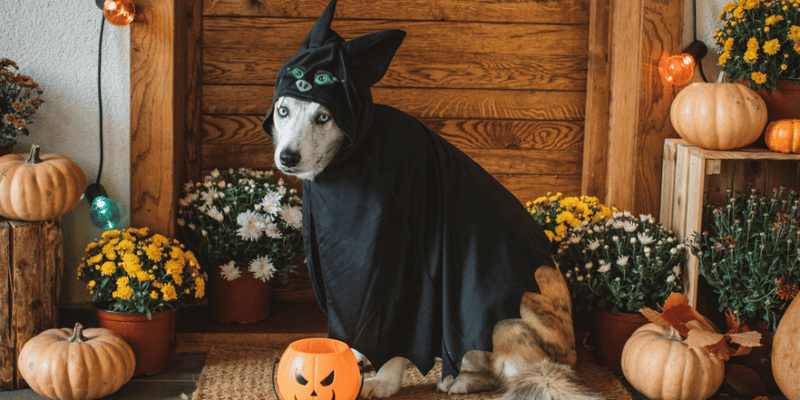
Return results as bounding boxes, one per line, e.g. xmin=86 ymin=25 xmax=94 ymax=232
xmin=279 ymin=149 xmax=301 ymax=168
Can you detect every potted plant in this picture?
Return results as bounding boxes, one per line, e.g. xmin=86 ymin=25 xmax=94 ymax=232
xmin=713 ymin=1 xmax=800 ymax=120
xmin=0 ymin=58 xmax=44 ymax=153
xmin=556 ymin=211 xmax=686 ymax=374
xmin=177 ymin=168 xmax=303 ymax=323
xmin=691 ymin=186 xmax=800 ymax=384
xmin=78 ymin=227 xmax=206 ymax=375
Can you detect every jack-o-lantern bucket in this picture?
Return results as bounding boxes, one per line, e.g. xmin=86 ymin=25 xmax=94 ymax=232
xmin=273 ymin=338 xmax=363 ymax=400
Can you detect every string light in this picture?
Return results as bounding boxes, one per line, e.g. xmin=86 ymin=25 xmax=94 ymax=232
xmin=659 ymin=40 xmax=708 ymax=86
xmin=96 ymin=0 xmax=135 ymax=27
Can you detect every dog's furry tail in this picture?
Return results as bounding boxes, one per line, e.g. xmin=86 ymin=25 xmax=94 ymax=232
xmin=497 ymin=359 xmax=605 ymax=400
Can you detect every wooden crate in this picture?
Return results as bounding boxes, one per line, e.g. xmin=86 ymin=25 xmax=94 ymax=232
xmin=0 ymin=218 xmax=63 ymax=390
xmin=660 ymin=138 xmax=800 ymax=307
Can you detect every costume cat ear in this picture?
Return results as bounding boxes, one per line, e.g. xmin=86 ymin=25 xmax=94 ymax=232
xmin=343 ymin=29 xmax=406 ymax=89
xmin=301 ymin=0 xmax=342 ymax=49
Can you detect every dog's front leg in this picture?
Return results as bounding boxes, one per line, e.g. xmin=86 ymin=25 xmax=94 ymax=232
xmin=360 ymin=357 xmax=409 ymax=399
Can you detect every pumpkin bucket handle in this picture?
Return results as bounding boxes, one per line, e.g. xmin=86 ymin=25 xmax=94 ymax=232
xmin=271 ymin=356 xmax=365 ymax=400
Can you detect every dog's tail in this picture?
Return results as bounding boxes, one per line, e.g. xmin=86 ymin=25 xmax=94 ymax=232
xmin=497 ymin=359 xmax=605 ymax=400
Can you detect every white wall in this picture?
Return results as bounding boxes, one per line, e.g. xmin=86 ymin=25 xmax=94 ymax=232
xmin=686 ymin=0 xmax=728 ymax=83
xmin=0 ymin=0 xmax=130 ymax=306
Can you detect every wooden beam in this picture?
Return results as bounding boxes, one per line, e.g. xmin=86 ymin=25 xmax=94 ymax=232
xmin=605 ymin=0 xmax=683 ymax=215
xmin=130 ymin=0 xmax=186 ymax=237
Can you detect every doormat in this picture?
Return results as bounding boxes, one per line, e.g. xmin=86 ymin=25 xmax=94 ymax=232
xmin=188 ymin=334 xmax=632 ymax=400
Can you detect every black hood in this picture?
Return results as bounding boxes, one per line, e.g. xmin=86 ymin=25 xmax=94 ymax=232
xmin=262 ymin=0 xmax=406 ymax=165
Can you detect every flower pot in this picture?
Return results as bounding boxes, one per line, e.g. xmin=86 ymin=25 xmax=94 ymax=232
xmin=593 ymin=308 xmax=648 ymax=375
xmin=208 ymin=267 xmax=274 ymax=324
xmin=0 ymin=143 xmax=13 ymax=157
xmin=94 ymin=307 xmax=175 ymax=376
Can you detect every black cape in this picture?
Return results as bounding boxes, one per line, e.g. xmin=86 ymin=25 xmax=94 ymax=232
xmin=262 ymin=0 xmax=554 ymax=379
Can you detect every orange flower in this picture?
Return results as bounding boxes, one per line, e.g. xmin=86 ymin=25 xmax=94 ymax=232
xmin=776 ymin=276 xmax=799 ymax=301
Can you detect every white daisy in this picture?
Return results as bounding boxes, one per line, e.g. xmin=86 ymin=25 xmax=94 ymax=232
xmin=623 ymin=221 xmax=639 ymax=232
xmin=261 ymin=190 xmax=283 ymax=217
xmin=586 ymin=238 xmax=601 ymax=251
xmin=211 ymin=168 xmax=220 ymax=177
xmin=637 ymin=232 xmax=655 ymax=245
xmin=281 ymin=205 xmax=303 ymax=230
xmin=205 ymin=206 xmax=224 ymax=222
xmin=237 ymin=210 xmax=266 ymax=241
xmin=249 ymin=255 xmax=277 ymax=282
xmin=598 ymin=261 xmax=611 ymax=273
xmin=219 ymin=261 xmax=240 ymax=281
xmin=183 ymin=181 xmax=195 ymax=192
xmin=616 ymin=255 xmax=629 ymax=266
xmin=265 ymin=222 xmax=282 ymax=239
xmin=667 ymin=274 xmax=676 ymax=283
xmin=201 ymin=187 xmax=220 ymax=205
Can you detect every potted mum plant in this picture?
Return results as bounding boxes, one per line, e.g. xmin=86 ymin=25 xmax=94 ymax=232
xmin=0 ymin=58 xmax=44 ymax=153
xmin=691 ymin=187 xmax=800 ymax=384
xmin=177 ymin=168 xmax=304 ymax=323
xmin=713 ymin=1 xmax=800 ymax=120
xmin=555 ymin=211 xmax=686 ymax=374
xmin=78 ymin=227 xmax=206 ymax=375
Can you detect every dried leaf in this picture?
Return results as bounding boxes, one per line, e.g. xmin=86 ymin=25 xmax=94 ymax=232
xmin=684 ymin=323 xmax=726 ymax=348
xmin=722 ymin=364 xmax=768 ymax=397
xmin=727 ymin=330 xmax=763 ymax=348
xmin=638 ymin=307 xmax=669 ymax=327
xmin=656 ymin=293 xmax=715 ymax=336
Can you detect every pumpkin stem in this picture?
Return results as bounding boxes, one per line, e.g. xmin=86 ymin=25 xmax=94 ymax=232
xmin=716 ymin=70 xmax=729 ymax=84
xmin=25 ymin=145 xmax=42 ymax=165
xmin=69 ymin=322 xmax=88 ymax=343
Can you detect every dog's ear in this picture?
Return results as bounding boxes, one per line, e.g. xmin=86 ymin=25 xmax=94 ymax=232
xmin=343 ymin=29 xmax=406 ymax=90
xmin=301 ymin=0 xmax=343 ymax=49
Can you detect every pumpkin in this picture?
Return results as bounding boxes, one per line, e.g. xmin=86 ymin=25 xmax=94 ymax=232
xmin=670 ymin=80 xmax=768 ymax=150
xmin=621 ymin=323 xmax=725 ymax=400
xmin=0 ymin=145 xmax=86 ymax=221
xmin=764 ymin=119 xmax=800 ymax=154
xmin=17 ymin=322 xmax=135 ymax=400
xmin=274 ymin=338 xmax=361 ymax=400
xmin=772 ymin=294 xmax=800 ymax=400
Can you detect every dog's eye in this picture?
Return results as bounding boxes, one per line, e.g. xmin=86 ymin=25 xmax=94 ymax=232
xmin=276 ymin=106 xmax=289 ymax=118
xmin=289 ymin=67 xmax=304 ymax=79
xmin=316 ymin=113 xmax=331 ymax=124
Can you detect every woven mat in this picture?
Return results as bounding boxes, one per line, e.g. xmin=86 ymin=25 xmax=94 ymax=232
xmin=188 ymin=333 xmax=632 ymax=400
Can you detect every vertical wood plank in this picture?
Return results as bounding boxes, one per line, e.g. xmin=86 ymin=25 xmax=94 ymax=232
xmin=659 ymin=139 xmax=677 ymax=227
xmin=684 ymin=149 xmax=708 ymax=307
xmin=582 ymin=0 xmax=611 ymax=201
xmin=130 ymin=0 xmax=186 ymax=237
xmin=185 ymin=0 xmax=203 ymax=184
xmin=0 ymin=220 xmax=11 ymax=390
xmin=671 ymin=140 xmax=691 ymax=241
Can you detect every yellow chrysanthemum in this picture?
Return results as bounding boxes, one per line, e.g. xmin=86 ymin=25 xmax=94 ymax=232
xmin=122 ymin=253 xmax=142 ymax=275
xmin=145 ymin=244 xmax=163 ymax=262
xmin=161 ymin=283 xmax=177 ymax=301
xmin=752 ymin=71 xmax=768 ymax=84
xmin=87 ymin=253 xmax=104 ymax=265
xmin=195 ymin=277 xmax=205 ymax=298
xmin=112 ymin=284 xmax=133 ymax=300
xmin=745 ymin=0 xmax=760 ymax=9
xmin=789 ymin=26 xmax=800 ymax=41
xmin=544 ymin=230 xmax=555 ymax=242
xmin=764 ymin=39 xmax=781 ymax=55
xmin=151 ymin=234 xmax=169 ymax=246
xmin=86 ymin=242 xmax=98 ymax=251
xmin=102 ymin=229 xmax=121 ymax=240
xmin=150 ymin=291 xmax=159 ymax=299
xmin=88 ymin=280 xmax=96 ymax=288
xmin=100 ymin=261 xmax=117 ymax=276
xmin=116 ymin=239 xmax=135 ymax=254
xmin=554 ymin=224 xmax=568 ymax=238
xmin=766 ymin=15 xmax=785 ymax=25
xmin=134 ymin=270 xmax=152 ymax=282
xmin=733 ymin=6 xmax=745 ymax=19
xmin=795 ymin=40 xmax=800 ymax=54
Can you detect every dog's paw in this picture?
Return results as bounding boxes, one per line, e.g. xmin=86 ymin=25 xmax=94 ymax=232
xmin=436 ymin=375 xmax=455 ymax=393
xmin=360 ymin=376 xmax=402 ymax=399
xmin=447 ymin=376 xmax=470 ymax=395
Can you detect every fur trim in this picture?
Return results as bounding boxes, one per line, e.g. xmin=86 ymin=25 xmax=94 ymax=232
xmin=497 ymin=359 xmax=605 ymax=400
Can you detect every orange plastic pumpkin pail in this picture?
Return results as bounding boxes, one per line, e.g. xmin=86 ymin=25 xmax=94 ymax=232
xmin=273 ymin=338 xmax=363 ymax=400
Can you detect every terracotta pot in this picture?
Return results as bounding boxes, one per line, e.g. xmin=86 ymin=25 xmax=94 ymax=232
xmin=773 ymin=295 xmax=800 ymax=400
xmin=593 ymin=308 xmax=648 ymax=375
xmin=208 ymin=267 xmax=274 ymax=324
xmin=94 ymin=307 xmax=175 ymax=376
xmin=0 ymin=143 xmax=13 ymax=157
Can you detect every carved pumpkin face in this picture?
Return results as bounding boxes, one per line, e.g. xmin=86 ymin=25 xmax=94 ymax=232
xmin=275 ymin=338 xmax=361 ymax=400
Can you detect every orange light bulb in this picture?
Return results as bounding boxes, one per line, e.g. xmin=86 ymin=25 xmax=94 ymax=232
xmin=103 ymin=0 xmax=135 ymax=26
xmin=659 ymin=53 xmax=696 ymax=86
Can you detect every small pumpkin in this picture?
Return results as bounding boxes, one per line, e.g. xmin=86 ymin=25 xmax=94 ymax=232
xmin=764 ymin=119 xmax=800 ymax=154
xmin=670 ymin=78 xmax=768 ymax=150
xmin=0 ymin=145 xmax=86 ymax=221
xmin=772 ymin=294 xmax=800 ymax=400
xmin=274 ymin=338 xmax=361 ymax=400
xmin=17 ymin=322 xmax=135 ymax=400
xmin=621 ymin=323 xmax=725 ymax=400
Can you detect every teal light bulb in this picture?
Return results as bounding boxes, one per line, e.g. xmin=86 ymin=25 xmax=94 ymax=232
xmin=90 ymin=195 xmax=122 ymax=229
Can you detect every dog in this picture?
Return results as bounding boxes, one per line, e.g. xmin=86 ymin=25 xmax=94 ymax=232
xmin=262 ymin=1 xmax=604 ymax=399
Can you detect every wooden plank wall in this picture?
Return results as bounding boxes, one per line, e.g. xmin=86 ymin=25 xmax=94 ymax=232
xmin=195 ymin=0 xmax=591 ymax=203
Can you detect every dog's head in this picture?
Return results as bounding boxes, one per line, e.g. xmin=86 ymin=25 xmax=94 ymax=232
xmin=270 ymin=96 xmax=345 ymax=180
xmin=261 ymin=0 xmax=405 ymax=180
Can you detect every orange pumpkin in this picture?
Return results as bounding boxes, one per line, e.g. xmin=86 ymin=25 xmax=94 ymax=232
xmin=670 ymin=81 xmax=768 ymax=150
xmin=621 ymin=323 xmax=725 ymax=400
xmin=274 ymin=338 xmax=361 ymax=400
xmin=764 ymin=119 xmax=800 ymax=154
xmin=0 ymin=145 xmax=86 ymax=221
xmin=772 ymin=294 xmax=800 ymax=400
